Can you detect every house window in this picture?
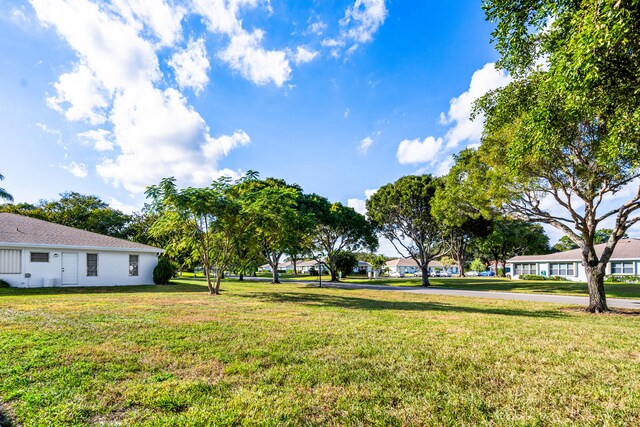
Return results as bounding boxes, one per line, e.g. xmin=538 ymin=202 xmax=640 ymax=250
xmin=129 ymin=255 xmax=139 ymax=276
xmin=30 ymin=252 xmax=49 ymax=263
xmin=0 ymin=249 xmax=21 ymax=274
xmin=549 ymin=263 xmax=575 ymax=276
xmin=87 ymin=254 xmax=98 ymax=277
xmin=611 ymin=262 xmax=634 ymax=275
xmin=515 ymin=263 xmax=537 ymax=275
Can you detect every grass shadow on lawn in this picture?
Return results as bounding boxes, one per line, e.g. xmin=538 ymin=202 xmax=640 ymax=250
xmin=242 ymin=291 xmax=566 ymax=319
xmin=0 ymin=282 xmax=207 ymax=297
xmin=0 ymin=403 xmax=14 ymax=427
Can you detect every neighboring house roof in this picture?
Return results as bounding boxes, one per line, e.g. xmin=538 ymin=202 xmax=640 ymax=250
xmin=0 ymin=213 xmax=161 ymax=253
xmin=386 ymin=258 xmax=445 ymax=268
xmin=357 ymin=261 xmax=371 ymax=267
xmin=508 ymin=239 xmax=640 ymax=263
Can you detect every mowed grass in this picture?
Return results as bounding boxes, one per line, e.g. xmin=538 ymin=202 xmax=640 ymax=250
xmin=340 ymin=276 xmax=640 ymax=299
xmin=1 ymin=279 xmax=640 ymax=426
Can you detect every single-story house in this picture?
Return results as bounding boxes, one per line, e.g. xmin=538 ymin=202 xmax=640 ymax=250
xmin=508 ymin=238 xmax=640 ymax=281
xmin=0 ymin=213 xmax=162 ymax=288
xmin=488 ymin=261 xmax=512 ymax=275
xmin=258 ymin=261 xmax=294 ymax=273
xmin=386 ymin=258 xmax=460 ymax=275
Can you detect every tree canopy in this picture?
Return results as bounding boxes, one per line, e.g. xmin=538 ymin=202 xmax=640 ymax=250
xmin=367 ymin=175 xmax=446 ymax=286
xmin=467 ymin=0 xmax=640 ymax=312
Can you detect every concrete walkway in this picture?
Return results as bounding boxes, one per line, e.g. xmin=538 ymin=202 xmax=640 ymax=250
xmin=240 ymin=277 xmax=640 ymax=310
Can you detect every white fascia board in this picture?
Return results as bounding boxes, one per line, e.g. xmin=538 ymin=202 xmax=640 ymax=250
xmin=0 ymin=242 xmax=163 ymax=254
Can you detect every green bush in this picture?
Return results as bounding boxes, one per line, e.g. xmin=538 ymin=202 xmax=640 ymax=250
xmin=153 ymin=257 xmax=177 ymax=285
xmin=0 ymin=279 xmax=10 ymax=288
xmin=519 ymin=274 xmax=547 ymax=281
xmin=548 ymin=276 xmax=570 ymax=281
xmin=605 ymin=275 xmax=640 ymax=284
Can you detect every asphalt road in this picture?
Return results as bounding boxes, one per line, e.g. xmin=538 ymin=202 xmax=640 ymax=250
xmin=240 ymin=277 xmax=640 ymax=310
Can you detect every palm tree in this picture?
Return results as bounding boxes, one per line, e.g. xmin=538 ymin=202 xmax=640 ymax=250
xmin=0 ymin=174 xmax=13 ymax=202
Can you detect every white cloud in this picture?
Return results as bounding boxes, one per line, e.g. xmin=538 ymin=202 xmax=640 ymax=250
xmin=434 ymin=156 xmax=454 ymax=176
xmin=347 ymin=198 xmax=366 ymax=215
xmin=358 ymin=136 xmax=373 ymax=154
xmin=62 ymin=161 xmax=88 ymax=178
xmin=32 ymin=0 xmax=251 ymax=194
xmin=111 ymin=0 xmax=185 ymax=47
xmin=440 ymin=62 xmax=511 ymax=148
xmin=218 ymin=29 xmax=291 ymax=87
xmin=46 ymin=64 xmax=110 ymax=124
xmin=307 ymin=20 xmax=327 ymax=35
xmin=107 ymin=197 xmax=140 ymax=214
xmin=193 ymin=0 xmax=293 ymax=87
xmin=396 ymin=137 xmax=442 ymax=165
xmin=320 ymin=0 xmax=387 ymax=58
xmin=97 ymin=84 xmax=249 ymax=193
xmin=169 ymin=38 xmax=210 ymax=94
xmin=341 ymin=0 xmax=387 ymax=43
xmin=347 ymin=188 xmax=378 ymax=215
xmin=344 ymin=108 xmax=350 ymax=119
xmin=292 ymin=46 xmax=319 ymax=65
xmin=77 ymin=129 xmax=114 ymax=151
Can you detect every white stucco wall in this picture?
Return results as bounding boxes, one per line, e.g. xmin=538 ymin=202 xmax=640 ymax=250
xmin=0 ymin=246 xmax=158 ymax=287
xmin=512 ymin=259 xmax=639 ymax=282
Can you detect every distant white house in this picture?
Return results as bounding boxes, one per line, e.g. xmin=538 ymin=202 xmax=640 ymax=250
xmin=259 ymin=259 xmax=370 ymax=275
xmin=386 ymin=258 xmax=459 ymax=275
xmin=508 ymin=238 xmax=640 ymax=281
xmin=0 ymin=213 xmax=162 ymax=288
xmin=258 ymin=261 xmax=294 ymax=273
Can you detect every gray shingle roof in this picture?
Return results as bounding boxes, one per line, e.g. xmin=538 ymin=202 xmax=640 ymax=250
xmin=508 ymin=238 xmax=640 ymax=263
xmin=0 ymin=213 xmax=161 ymax=252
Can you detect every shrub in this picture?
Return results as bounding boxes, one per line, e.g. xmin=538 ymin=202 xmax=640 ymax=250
xmin=0 ymin=279 xmax=10 ymax=288
xmin=548 ymin=276 xmax=570 ymax=281
xmin=153 ymin=257 xmax=177 ymax=285
xmin=605 ymin=275 xmax=640 ymax=284
xmin=519 ymin=274 xmax=547 ymax=281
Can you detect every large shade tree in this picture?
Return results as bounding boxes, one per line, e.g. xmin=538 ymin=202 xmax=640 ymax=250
xmin=367 ymin=175 xmax=446 ymax=286
xmin=471 ymin=0 xmax=640 ymax=312
xmin=242 ymin=178 xmax=308 ymax=284
xmin=311 ymin=195 xmax=378 ymax=282
xmin=146 ymin=177 xmax=240 ymax=295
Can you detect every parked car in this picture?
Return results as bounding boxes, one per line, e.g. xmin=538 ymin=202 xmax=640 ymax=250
xmin=389 ymin=271 xmax=404 ymax=278
xmin=438 ymin=270 xmax=451 ymax=277
xmin=478 ymin=270 xmax=495 ymax=277
xmin=413 ymin=271 xmax=422 ymax=277
xmin=466 ymin=271 xmax=479 ymax=277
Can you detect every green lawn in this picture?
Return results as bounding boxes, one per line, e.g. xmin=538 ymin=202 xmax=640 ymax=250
xmin=338 ymin=276 xmax=640 ymax=299
xmin=1 ymin=279 xmax=640 ymax=426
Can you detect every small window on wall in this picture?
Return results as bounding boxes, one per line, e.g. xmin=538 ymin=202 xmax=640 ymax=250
xmin=612 ymin=261 xmax=634 ymax=275
xmin=87 ymin=254 xmax=98 ymax=276
xmin=30 ymin=252 xmax=50 ymax=263
xmin=129 ymin=255 xmax=139 ymax=276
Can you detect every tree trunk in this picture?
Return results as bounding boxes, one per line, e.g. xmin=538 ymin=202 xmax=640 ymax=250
xmin=584 ymin=264 xmax=608 ymax=313
xmin=214 ymin=274 xmax=222 ymax=295
xmin=457 ymin=259 xmax=465 ymax=277
xmin=421 ymin=266 xmax=430 ymax=286
xmin=239 ymin=272 xmax=244 ymax=281
xmin=292 ymin=258 xmax=298 ymax=275
xmin=272 ymin=268 xmax=280 ymax=284
xmin=204 ymin=265 xmax=216 ymax=295
xmin=330 ymin=266 xmax=338 ymax=282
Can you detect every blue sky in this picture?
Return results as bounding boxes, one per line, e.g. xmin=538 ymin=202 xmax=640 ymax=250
xmin=2 ymin=0 xmax=635 ymax=251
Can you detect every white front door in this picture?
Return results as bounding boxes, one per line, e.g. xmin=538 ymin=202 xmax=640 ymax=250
xmin=61 ymin=252 xmax=78 ymax=285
